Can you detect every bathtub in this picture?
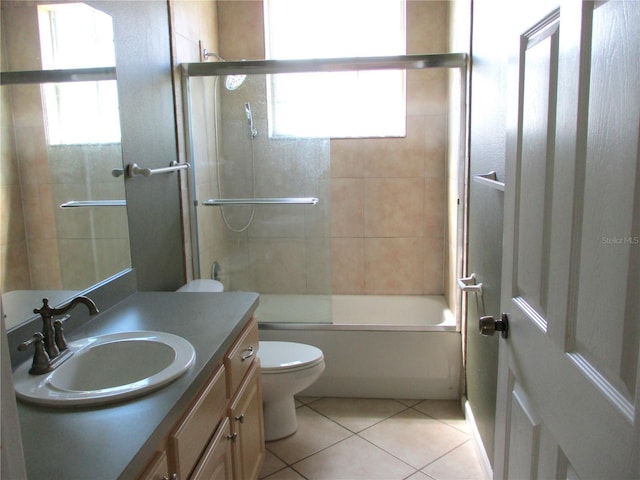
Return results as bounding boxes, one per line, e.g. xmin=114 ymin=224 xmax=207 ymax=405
xmin=257 ymin=294 xmax=461 ymax=399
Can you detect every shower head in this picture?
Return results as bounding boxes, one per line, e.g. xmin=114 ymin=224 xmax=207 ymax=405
xmin=203 ymin=49 xmax=247 ymax=91
xmin=224 ymin=74 xmax=246 ymax=91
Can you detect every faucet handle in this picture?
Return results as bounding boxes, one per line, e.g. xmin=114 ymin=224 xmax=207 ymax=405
xmin=18 ymin=332 xmax=45 ymax=350
xmin=33 ymin=297 xmax=53 ymax=317
xmin=18 ymin=332 xmax=51 ymax=375
xmin=53 ymin=318 xmax=69 ymax=351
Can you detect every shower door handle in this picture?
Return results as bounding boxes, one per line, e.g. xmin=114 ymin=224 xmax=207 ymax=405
xmin=457 ymin=273 xmax=483 ymax=294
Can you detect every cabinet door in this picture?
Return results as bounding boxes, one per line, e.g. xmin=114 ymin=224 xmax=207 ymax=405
xmin=169 ymin=365 xmax=227 ymax=479
xmin=138 ymin=451 xmax=170 ymax=480
xmin=229 ymin=361 xmax=265 ymax=480
xmin=191 ymin=418 xmax=234 ymax=480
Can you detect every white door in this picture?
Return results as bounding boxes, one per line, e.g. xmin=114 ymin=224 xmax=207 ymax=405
xmin=494 ymin=1 xmax=640 ymax=478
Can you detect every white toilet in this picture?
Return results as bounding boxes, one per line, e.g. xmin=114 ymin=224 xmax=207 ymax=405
xmin=176 ymin=279 xmax=224 ymax=293
xmin=176 ymin=280 xmax=325 ymax=441
xmin=259 ymin=341 xmax=325 ymax=441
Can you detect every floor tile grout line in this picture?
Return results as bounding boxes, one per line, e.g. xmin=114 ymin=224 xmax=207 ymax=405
xmin=266 ymin=430 xmax=359 ymax=468
xmin=287 ymin=432 xmax=358 ymax=467
xmin=305 ymin=399 xmax=414 ymax=435
xmin=260 ymin=462 xmax=311 ymax=480
xmin=353 ymin=430 xmax=427 ymax=473
xmin=415 ymin=437 xmax=475 ymax=473
xmin=407 ymin=405 xmax=473 ymax=435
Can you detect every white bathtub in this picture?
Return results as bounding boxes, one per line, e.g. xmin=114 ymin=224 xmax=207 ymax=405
xmin=257 ymin=294 xmax=461 ymax=399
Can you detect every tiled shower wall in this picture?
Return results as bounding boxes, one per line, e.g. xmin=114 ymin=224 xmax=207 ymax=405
xmin=173 ymin=1 xmax=454 ymax=297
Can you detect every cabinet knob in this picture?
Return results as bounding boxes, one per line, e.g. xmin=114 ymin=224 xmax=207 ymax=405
xmin=227 ymin=432 xmax=238 ymax=443
xmin=162 ymin=474 xmax=178 ymax=480
xmin=235 ymin=414 xmax=245 ymax=423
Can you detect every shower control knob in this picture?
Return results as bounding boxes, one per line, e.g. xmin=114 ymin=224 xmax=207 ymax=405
xmin=479 ymin=313 xmax=509 ymax=338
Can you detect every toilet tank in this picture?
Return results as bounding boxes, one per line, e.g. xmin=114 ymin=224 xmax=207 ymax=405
xmin=176 ymin=279 xmax=224 ymax=293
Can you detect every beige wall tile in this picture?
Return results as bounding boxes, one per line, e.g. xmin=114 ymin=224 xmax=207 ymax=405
xmin=0 ymin=243 xmax=31 ymax=292
xmin=174 ymin=33 xmax=200 ymax=63
xmin=251 ymin=238 xmax=307 ymax=293
xmin=306 ymin=237 xmax=331 ymax=293
xmin=15 ymin=126 xmax=48 ymax=186
xmin=0 ymin=89 xmax=19 ymax=185
xmin=10 ymin=85 xmax=44 ymax=129
xmin=365 ymin=237 xmax=424 ymax=294
xmin=95 ymin=238 xmax=131 ymax=280
xmin=424 ymin=176 xmax=445 ymax=236
xmin=218 ymin=1 xmax=265 ymax=60
xmin=330 ymin=139 xmax=364 ymax=178
xmin=407 ymin=69 xmax=448 ymax=116
xmin=58 ymin=238 xmax=97 ymax=289
xmin=29 ymin=238 xmax=62 ymax=290
xmin=332 ymin=238 xmax=365 ymax=294
xmin=171 ymin=0 xmax=201 ymax=42
xmin=2 ymin=3 xmax=41 ymax=71
xmin=423 ymin=235 xmax=444 ymax=294
xmin=0 ymin=184 xmax=25 ymax=246
xmin=424 ymin=114 xmax=447 ymax=178
xmin=363 ymin=117 xmax=425 ymax=178
xmin=331 ymin=178 xmax=364 ymax=237
xmin=200 ymin=1 xmax=219 ymax=55
xmin=364 ymin=178 xmax=424 ymax=238
xmin=407 ymin=1 xmax=449 ymax=54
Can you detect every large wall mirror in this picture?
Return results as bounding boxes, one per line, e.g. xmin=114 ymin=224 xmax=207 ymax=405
xmin=1 ymin=1 xmax=131 ymax=329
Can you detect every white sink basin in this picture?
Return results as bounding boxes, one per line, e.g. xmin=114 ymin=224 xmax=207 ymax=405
xmin=13 ymin=331 xmax=196 ymax=407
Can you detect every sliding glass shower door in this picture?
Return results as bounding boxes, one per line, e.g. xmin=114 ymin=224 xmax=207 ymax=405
xmin=185 ymin=72 xmax=332 ymax=324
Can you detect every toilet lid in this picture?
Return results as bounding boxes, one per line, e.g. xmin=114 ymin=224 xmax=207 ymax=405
xmin=259 ymin=341 xmax=324 ymax=373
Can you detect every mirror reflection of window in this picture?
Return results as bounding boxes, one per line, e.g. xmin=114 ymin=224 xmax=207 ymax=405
xmin=37 ymin=3 xmax=120 ymax=145
xmin=264 ymin=0 xmax=406 ymax=139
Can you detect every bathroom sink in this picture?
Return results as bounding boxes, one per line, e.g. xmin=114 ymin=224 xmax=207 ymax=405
xmin=13 ymin=331 xmax=196 ymax=407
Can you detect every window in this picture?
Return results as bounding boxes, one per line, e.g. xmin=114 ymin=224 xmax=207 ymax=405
xmin=38 ymin=3 xmax=120 ymax=145
xmin=264 ymin=0 xmax=406 ymax=138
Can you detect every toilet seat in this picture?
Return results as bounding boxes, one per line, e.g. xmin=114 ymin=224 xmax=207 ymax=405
xmin=260 ymin=341 xmax=324 ymax=374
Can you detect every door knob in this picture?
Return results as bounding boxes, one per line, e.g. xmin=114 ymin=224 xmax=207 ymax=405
xmin=479 ymin=313 xmax=509 ymax=338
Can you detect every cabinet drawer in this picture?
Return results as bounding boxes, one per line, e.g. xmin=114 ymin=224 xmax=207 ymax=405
xmin=224 ymin=318 xmax=259 ymax=397
xmin=169 ymin=365 xmax=227 ymax=480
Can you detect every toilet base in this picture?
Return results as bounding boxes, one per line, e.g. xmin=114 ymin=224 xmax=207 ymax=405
xmin=263 ymin=396 xmax=297 ymax=441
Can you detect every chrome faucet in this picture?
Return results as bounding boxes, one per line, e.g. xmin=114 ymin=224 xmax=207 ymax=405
xmin=18 ymin=296 xmax=99 ymax=375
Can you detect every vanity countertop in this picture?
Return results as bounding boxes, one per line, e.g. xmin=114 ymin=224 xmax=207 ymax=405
xmin=14 ymin=291 xmax=259 ymax=480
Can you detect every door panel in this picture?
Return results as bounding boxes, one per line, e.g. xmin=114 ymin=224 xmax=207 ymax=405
xmin=514 ymin=10 xmax=559 ymax=325
xmin=572 ymin=1 xmax=640 ymax=409
xmin=506 ymin=379 xmax=542 ymax=479
xmin=495 ymin=1 xmax=640 ymax=479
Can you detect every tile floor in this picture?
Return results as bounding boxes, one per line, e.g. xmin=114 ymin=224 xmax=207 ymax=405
xmin=259 ymin=397 xmax=486 ymax=480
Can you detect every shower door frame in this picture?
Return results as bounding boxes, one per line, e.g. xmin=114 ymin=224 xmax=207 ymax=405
xmin=180 ymin=53 xmax=469 ymax=315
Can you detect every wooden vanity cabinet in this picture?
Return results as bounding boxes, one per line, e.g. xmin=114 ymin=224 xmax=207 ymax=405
xmin=228 ymin=361 xmax=265 ymax=480
xmin=137 ymin=318 xmax=264 ymax=480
